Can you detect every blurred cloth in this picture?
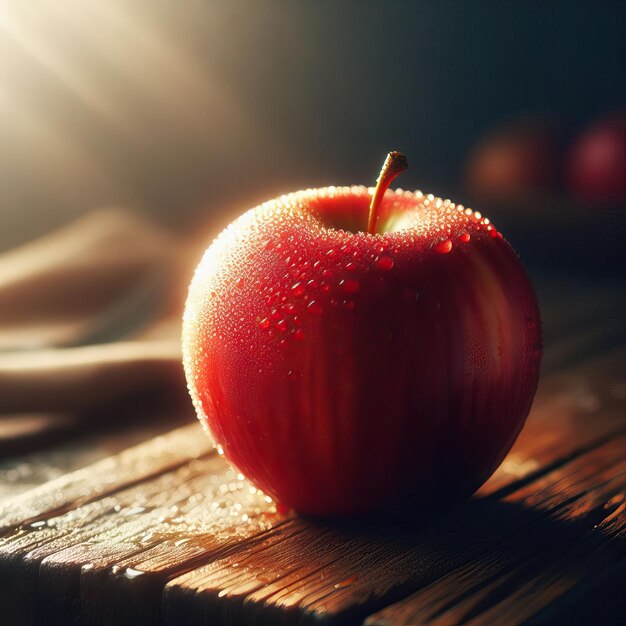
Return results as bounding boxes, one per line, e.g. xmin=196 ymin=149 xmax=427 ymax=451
xmin=0 ymin=209 xmax=194 ymax=421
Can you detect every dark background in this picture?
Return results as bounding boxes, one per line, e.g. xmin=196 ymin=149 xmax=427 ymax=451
xmin=0 ymin=1 xmax=624 ymax=255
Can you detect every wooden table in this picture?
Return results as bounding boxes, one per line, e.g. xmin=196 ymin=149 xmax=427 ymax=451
xmin=0 ymin=276 xmax=625 ymax=626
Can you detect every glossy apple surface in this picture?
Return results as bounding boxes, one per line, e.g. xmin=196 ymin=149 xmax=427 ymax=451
xmin=566 ymin=114 xmax=626 ymax=205
xmin=183 ymin=186 xmax=542 ymax=517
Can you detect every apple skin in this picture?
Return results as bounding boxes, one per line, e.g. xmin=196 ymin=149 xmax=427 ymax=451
xmin=183 ymin=187 xmax=542 ymax=517
xmin=566 ymin=114 xmax=626 ymax=206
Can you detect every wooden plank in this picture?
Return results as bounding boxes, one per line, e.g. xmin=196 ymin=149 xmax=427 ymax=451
xmin=37 ymin=461 xmax=280 ymax=626
xmin=480 ymin=348 xmax=626 ymax=497
xmin=364 ymin=444 xmax=626 ymax=626
xmin=0 ymin=348 xmax=623 ymax=624
xmin=161 ymin=432 xmax=626 ymax=626
xmin=524 ymin=560 xmax=626 ymax=626
xmin=28 ymin=351 xmax=622 ymax=626
xmin=0 ymin=449 xmax=280 ymax=625
xmin=536 ymin=276 xmax=626 ymax=374
xmin=360 ymin=351 xmax=626 ymax=626
xmin=0 ymin=423 xmax=214 ymax=533
xmin=0 ymin=414 xmax=190 ymax=501
xmin=0 ymin=451 xmax=218 ymax=624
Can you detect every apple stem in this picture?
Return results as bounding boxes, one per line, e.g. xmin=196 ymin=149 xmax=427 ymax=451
xmin=367 ymin=151 xmax=408 ymax=235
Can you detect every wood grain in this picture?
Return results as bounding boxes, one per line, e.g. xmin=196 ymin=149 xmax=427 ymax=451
xmin=0 ymin=312 xmax=624 ymax=624
xmin=0 ymin=423 xmax=214 ymax=533
xmin=365 ymin=439 xmax=626 ymax=625
xmin=162 ymin=433 xmax=626 ymax=626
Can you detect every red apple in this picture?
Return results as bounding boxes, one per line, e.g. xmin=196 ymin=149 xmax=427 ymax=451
xmin=183 ymin=153 xmax=542 ymax=517
xmin=566 ymin=113 xmax=626 ymax=206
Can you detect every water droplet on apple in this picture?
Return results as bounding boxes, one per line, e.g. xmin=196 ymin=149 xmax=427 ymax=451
xmin=258 ymin=317 xmax=270 ymax=330
xmin=375 ymin=255 xmax=394 ymax=270
xmin=322 ymin=269 xmax=333 ymax=278
xmin=345 ymin=262 xmax=356 ymax=271
xmin=275 ymin=319 xmax=287 ymax=332
xmin=434 ymin=240 xmax=452 ymax=254
xmin=307 ymin=301 xmax=323 ymax=315
xmin=340 ymin=279 xmax=360 ymax=294
xmin=292 ymin=282 xmax=305 ymax=296
xmin=293 ymin=328 xmax=305 ymax=341
xmin=459 ymin=232 xmax=471 ymax=243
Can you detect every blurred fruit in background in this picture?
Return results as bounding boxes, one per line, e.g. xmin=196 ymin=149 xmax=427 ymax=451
xmin=565 ymin=113 xmax=626 ymax=207
xmin=464 ymin=118 xmax=561 ymax=200
xmin=461 ymin=113 xmax=626 ymax=277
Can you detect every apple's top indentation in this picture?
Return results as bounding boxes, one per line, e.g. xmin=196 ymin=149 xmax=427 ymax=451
xmin=266 ymin=185 xmax=501 ymax=244
xmin=184 ymin=183 xmax=506 ymax=366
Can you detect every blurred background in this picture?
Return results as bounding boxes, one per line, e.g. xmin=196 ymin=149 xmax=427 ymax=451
xmin=0 ymin=1 xmax=624 ymax=266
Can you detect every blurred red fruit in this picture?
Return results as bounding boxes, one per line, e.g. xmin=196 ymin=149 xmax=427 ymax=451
xmin=465 ymin=119 xmax=560 ymax=198
xmin=566 ymin=113 xmax=626 ymax=206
